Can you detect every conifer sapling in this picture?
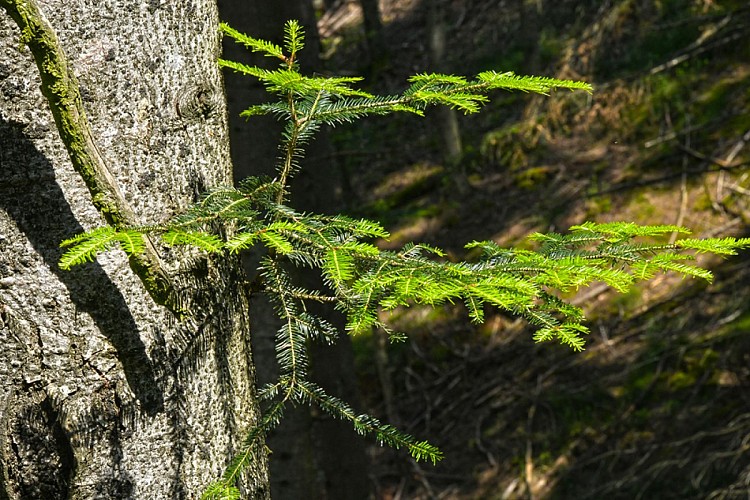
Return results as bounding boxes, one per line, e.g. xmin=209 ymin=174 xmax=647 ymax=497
xmin=58 ymin=20 xmax=750 ymax=498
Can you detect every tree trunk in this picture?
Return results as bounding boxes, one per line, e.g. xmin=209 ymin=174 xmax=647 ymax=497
xmin=359 ymin=0 xmax=385 ymax=60
xmin=428 ymin=1 xmax=466 ymax=190
xmin=517 ymin=0 xmax=542 ymax=72
xmin=0 ymin=1 xmax=268 ymax=498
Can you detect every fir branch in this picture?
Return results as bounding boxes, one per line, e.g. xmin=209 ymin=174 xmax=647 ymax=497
xmin=465 ymin=295 xmax=485 ymax=323
xmin=161 ymin=230 xmax=225 ymax=253
xmin=114 ymin=229 xmax=147 ymax=257
xmin=283 ymin=19 xmax=304 ymax=61
xmin=200 ymin=482 xmax=241 ymax=500
xmin=52 ymin=21 xmax=750 ymax=496
xmin=59 ymin=227 xmax=119 ymax=270
xmin=225 ymin=232 xmax=258 ymax=254
xmin=240 ymin=102 xmax=291 ymax=120
xmin=476 ymin=70 xmax=594 ymax=94
xmin=535 ymin=323 xmax=589 ymax=351
xmin=324 ymin=247 xmax=356 ymax=284
xmin=259 ymin=230 xmax=294 ymax=254
xmin=220 ymin=22 xmax=284 ymax=61
xmin=631 ymin=253 xmax=714 ymax=282
xmin=310 ymin=96 xmax=423 ymax=125
xmin=570 ymin=221 xmax=690 ymax=240
xmin=261 ymin=259 xmax=309 ymax=383
xmin=296 ymin=380 xmax=444 ymax=464
xmin=675 ymin=237 xmax=750 ymax=255
xmin=346 ymin=260 xmax=390 ymax=334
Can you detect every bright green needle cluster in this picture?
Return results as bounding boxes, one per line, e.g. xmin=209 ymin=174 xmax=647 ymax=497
xmin=57 ymin=20 xmax=750 ymax=498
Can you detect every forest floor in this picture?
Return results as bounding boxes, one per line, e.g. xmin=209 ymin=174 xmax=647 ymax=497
xmin=317 ymin=1 xmax=750 ymax=498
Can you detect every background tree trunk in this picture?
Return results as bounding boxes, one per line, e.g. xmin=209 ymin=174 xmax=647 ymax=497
xmin=428 ymin=0 xmax=467 ymax=189
xmin=0 ymin=1 xmax=268 ymax=498
xmin=360 ymin=0 xmax=385 ymax=61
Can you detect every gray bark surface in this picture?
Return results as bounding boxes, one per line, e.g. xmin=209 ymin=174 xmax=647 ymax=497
xmin=0 ymin=1 xmax=268 ymax=498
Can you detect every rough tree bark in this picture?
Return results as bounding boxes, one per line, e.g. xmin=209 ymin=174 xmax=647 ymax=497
xmin=0 ymin=1 xmax=268 ymax=498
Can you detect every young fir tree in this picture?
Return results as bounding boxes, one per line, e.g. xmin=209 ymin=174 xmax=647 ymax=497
xmin=58 ymin=21 xmax=750 ymax=499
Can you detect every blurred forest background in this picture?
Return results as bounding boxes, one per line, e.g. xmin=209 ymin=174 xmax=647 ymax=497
xmin=222 ymin=0 xmax=750 ymax=498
